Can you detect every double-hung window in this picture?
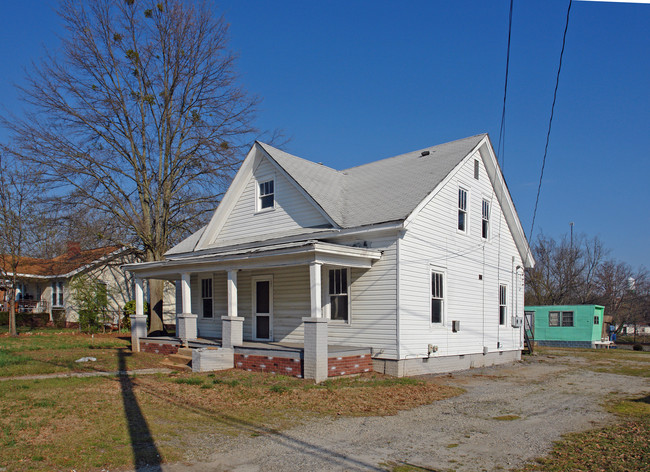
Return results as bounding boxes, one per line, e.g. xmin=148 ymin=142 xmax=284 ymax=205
xmin=52 ymin=282 xmax=63 ymax=307
xmin=201 ymin=278 xmax=213 ymax=318
xmin=458 ymin=188 xmax=468 ymax=232
xmin=482 ymin=199 xmax=490 ymax=239
xmin=431 ymin=270 xmax=444 ymax=324
xmin=258 ymin=179 xmax=274 ymax=210
xmin=328 ymin=268 xmax=349 ymax=322
xmin=499 ymin=284 xmax=507 ymax=325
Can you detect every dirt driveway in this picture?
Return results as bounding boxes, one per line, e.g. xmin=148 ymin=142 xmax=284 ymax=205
xmin=154 ymin=354 xmax=649 ymax=472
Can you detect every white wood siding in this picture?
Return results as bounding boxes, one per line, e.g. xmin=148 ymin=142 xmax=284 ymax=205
xmin=325 ymin=236 xmax=398 ymax=358
xmin=399 ymin=151 xmax=524 ymax=360
xmin=215 ymin=158 xmax=330 ymax=243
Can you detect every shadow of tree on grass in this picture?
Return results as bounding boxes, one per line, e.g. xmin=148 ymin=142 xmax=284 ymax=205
xmin=118 ymin=348 xmax=163 ymax=471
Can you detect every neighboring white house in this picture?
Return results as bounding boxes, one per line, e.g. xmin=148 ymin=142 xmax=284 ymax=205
xmin=1 ymin=243 xmax=176 ymax=328
xmin=125 ymin=134 xmax=534 ymax=380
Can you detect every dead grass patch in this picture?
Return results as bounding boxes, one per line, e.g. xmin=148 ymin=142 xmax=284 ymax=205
xmin=0 ymin=368 xmax=460 ymax=471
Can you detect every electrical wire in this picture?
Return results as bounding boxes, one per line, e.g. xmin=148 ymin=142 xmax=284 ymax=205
xmin=529 ymin=0 xmax=573 ymax=241
xmin=497 ymin=0 xmax=514 ymax=167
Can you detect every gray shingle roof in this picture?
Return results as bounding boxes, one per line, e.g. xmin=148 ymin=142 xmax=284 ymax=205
xmin=259 ymin=133 xmax=486 ymax=228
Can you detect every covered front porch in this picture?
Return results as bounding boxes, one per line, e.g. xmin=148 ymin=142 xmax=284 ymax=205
xmin=124 ymin=240 xmax=381 ymax=382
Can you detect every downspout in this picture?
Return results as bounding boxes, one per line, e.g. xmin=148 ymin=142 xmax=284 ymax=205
xmin=395 ymin=233 xmax=401 ymax=365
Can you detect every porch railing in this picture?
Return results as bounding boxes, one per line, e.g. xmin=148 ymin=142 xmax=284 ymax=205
xmin=17 ymin=300 xmax=50 ymax=313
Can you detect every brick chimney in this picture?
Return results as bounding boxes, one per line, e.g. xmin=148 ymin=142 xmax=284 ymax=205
xmin=67 ymin=241 xmax=81 ymax=256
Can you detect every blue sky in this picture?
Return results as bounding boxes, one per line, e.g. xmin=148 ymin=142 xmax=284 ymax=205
xmin=0 ymin=1 xmax=648 ymax=268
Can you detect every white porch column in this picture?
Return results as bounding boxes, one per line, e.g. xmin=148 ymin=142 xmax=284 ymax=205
xmin=222 ymin=269 xmax=244 ymax=348
xmin=130 ymin=277 xmax=148 ymax=352
xmin=303 ymin=262 xmax=328 ymax=382
xmin=177 ymin=272 xmax=197 ymax=344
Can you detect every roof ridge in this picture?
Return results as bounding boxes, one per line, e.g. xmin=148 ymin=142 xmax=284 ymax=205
xmin=341 ymin=133 xmax=487 ymax=172
xmin=256 ymin=141 xmax=343 ymax=174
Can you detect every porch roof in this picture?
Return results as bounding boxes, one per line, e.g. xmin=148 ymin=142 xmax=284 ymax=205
xmin=123 ymin=240 xmax=381 ymax=279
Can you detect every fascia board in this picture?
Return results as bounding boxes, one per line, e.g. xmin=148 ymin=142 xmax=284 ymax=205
xmin=195 ymin=143 xmax=261 ymax=250
xmin=124 ymin=242 xmax=381 ymax=278
xmin=478 ymin=137 xmax=535 ymax=268
xmin=258 ymin=145 xmax=340 ymax=229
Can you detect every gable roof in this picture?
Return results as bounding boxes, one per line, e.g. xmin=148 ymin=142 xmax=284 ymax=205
xmin=1 ymin=246 xmax=128 ymax=279
xmin=259 ymin=134 xmax=485 ymax=228
xmin=181 ymin=133 xmax=533 ymax=266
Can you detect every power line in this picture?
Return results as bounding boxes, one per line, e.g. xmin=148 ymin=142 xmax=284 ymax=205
xmin=529 ymin=0 xmax=573 ymax=241
xmin=497 ymin=0 xmax=514 ymax=167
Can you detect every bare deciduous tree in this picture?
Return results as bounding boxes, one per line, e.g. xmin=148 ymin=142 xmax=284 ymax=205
xmin=596 ymin=261 xmax=648 ymax=333
xmin=525 ymin=233 xmax=606 ymax=306
xmin=0 ymin=155 xmax=39 ymax=336
xmin=3 ymin=0 xmax=268 ymax=334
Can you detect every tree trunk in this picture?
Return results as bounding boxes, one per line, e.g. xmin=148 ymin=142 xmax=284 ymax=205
xmin=8 ymin=287 xmax=17 ymax=337
xmin=147 ymin=278 xmax=167 ymax=336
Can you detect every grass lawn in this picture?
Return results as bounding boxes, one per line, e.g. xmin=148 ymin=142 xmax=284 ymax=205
xmin=0 ymin=327 xmax=163 ymax=376
xmin=536 ymin=345 xmax=650 ymax=378
xmin=0 ymin=328 xmax=461 ymax=471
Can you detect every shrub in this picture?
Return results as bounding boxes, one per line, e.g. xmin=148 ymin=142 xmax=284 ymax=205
xmin=69 ymin=275 xmax=109 ymax=333
xmin=52 ymin=308 xmax=67 ymax=328
xmin=0 ymin=311 xmax=50 ymax=328
xmin=122 ymin=300 xmax=149 ymax=330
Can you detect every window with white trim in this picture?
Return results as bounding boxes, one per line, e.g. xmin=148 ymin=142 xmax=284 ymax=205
xmin=499 ymin=284 xmax=507 ymax=325
xmin=458 ymin=187 xmax=468 ymax=232
xmin=258 ymin=179 xmax=274 ymax=210
xmin=52 ymin=282 xmax=63 ymax=307
xmin=328 ymin=268 xmax=349 ymax=322
xmin=201 ymin=278 xmax=213 ymax=318
xmin=431 ymin=270 xmax=444 ymax=324
xmin=482 ymin=199 xmax=490 ymax=239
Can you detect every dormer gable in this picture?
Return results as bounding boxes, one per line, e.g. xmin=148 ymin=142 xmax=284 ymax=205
xmin=195 ymin=143 xmax=337 ymax=251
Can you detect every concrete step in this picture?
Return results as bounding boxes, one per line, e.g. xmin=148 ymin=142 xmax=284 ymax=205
xmin=160 ymin=360 xmax=192 ymax=372
xmin=167 ymin=353 xmax=192 ymax=366
xmin=177 ymin=347 xmax=194 ymax=357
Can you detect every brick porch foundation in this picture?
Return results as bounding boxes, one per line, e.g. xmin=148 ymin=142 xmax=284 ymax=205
xmin=138 ymin=339 xmax=372 ymax=377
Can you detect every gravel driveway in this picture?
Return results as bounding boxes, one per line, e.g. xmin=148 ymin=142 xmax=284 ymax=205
xmin=152 ymin=354 xmax=649 ymax=472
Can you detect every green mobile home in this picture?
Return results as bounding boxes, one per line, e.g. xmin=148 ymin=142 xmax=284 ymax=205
xmin=524 ymin=305 xmax=604 ymax=348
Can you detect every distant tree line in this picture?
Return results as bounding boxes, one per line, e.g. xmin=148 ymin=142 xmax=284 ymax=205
xmin=526 ymin=233 xmax=649 ymax=333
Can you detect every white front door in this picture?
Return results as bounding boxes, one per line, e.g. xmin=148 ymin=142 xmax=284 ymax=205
xmin=253 ymin=277 xmax=273 ymax=341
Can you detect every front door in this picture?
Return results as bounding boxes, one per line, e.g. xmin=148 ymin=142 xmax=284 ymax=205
xmin=253 ymin=277 xmax=273 ymax=341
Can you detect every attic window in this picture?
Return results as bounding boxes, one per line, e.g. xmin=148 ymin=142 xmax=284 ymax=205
xmin=258 ymin=179 xmax=274 ymax=210
xmin=474 ymin=159 xmax=479 ymax=179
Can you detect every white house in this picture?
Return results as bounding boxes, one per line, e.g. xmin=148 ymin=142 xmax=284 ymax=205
xmin=124 ymin=134 xmax=534 ymax=380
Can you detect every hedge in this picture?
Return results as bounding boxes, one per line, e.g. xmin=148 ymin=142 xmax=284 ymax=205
xmin=0 ymin=312 xmax=51 ymax=328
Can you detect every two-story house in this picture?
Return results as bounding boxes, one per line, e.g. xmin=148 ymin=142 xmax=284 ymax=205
xmin=125 ymin=134 xmax=534 ymax=380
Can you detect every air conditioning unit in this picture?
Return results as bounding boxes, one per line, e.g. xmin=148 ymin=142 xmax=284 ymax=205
xmin=511 ymin=316 xmax=523 ymax=328
xmin=452 ymin=320 xmax=460 ymax=332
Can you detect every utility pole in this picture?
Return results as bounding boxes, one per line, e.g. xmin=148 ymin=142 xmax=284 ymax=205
xmin=569 ymin=222 xmax=574 ymax=248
